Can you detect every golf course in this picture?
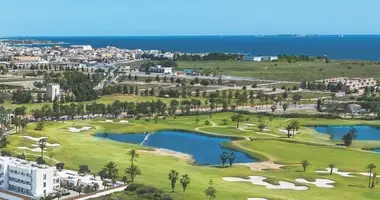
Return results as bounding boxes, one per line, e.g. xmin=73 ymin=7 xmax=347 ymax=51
xmin=6 ymin=112 xmax=380 ymax=200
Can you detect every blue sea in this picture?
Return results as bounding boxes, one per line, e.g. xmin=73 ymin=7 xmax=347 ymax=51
xmin=5 ymin=35 xmax=380 ymax=60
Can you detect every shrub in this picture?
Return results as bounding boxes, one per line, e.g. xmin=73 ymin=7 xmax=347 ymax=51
xmin=0 ymin=150 xmax=11 ymax=156
xmin=36 ymin=157 xmax=45 ymax=164
xmin=125 ymin=183 xmax=138 ymax=192
xmin=252 ymin=83 xmax=258 ymax=88
xmin=205 ymin=120 xmax=211 ymax=125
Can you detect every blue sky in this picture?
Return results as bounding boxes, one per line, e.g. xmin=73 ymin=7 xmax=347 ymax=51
xmin=1 ymin=0 xmax=378 ymax=36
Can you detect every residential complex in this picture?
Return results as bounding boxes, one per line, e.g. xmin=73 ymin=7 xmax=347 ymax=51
xmin=0 ymin=156 xmax=60 ymax=199
xmin=317 ymin=77 xmax=377 ymax=91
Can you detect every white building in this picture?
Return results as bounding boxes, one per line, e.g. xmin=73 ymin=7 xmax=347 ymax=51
xmin=317 ymin=77 xmax=377 ymax=91
xmin=58 ymin=169 xmax=104 ymax=190
xmin=46 ymin=84 xmax=60 ymax=101
xmin=0 ymin=156 xmax=60 ymax=199
xmin=149 ymin=65 xmax=172 ymax=74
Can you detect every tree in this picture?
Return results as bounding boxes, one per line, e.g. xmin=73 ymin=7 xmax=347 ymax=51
xmin=127 ymin=149 xmax=139 ymax=167
xmin=102 ymin=161 xmax=119 ymax=180
xmin=366 ymin=163 xmax=377 ymax=188
xmin=204 ymin=178 xmax=216 ymax=200
xmin=168 ymin=170 xmax=179 ymax=192
xmin=231 ymin=113 xmax=244 ymax=128
xmin=228 ymin=152 xmax=235 ymax=166
xmin=39 ymin=138 xmax=47 ymax=162
xmin=125 ymin=165 xmax=142 ymax=182
xmin=180 ymin=174 xmax=190 ymax=192
xmin=35 ymin=122 xmax=45 ymax=131
xmin=282 ymin=103 xmax=288 ymax=113
xmin=290 ymin=120 xmax=300 ymax=138
xmin=342 ymin=128 xmax=357 ymax=146
xmin=286 ymin=124 xmax=293 ymax=138
xmin=78 ymin=165 xmax=91 ymax=175
xmin=220 ymin=151 xmax=228 ymax=167
xmin=271 ymin=104 xmax=277 ymax=112
xmin=0 ymin=136 xmax=10 ymax=148
xmin=301 ymin=160 xmax=311 ymax=172
xmin=371 ymin=172 xmax=378 ymax=189
xmin=328 ymin=164 xmax=335 ymax=175
xmin=121 ymin=176 xmax=128 ymax=184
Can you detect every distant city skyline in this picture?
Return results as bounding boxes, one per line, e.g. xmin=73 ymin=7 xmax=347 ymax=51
xmin=1 ymin=0 xmax=379 ymax=37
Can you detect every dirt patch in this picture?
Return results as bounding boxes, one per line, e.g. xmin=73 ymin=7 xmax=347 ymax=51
xmin=237 ymin=161 xmax=284 ymax=171
xmin=139 ymin=148 xmax=194 ymax=161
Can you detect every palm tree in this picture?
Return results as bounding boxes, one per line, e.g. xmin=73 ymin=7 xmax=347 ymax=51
xmin=220 ymin=152 xmax=228 ymax=167
xmin=39 ymin=138 xmax=47 ymax=161
xmin=102 ymin=161 xmax=118 ymax=180
xmin=127 ymin=149 xmax=139 ymax=167
xmin=286 ymin=124 xmax=293 ymax=138
xmin=231 ymin=113 xmax=244 ymax=128
xmin=290 ymin=120 xmax=300 ymax=138
xmin=125 ymin=165 xmax=141 ymax=182
xmin=168 ymin=170 xmax=179 ymax=192
xmin=180 ymin=174 xmax=191 ymax=192
xmin=20 ymin=118 xmax=28 ymax=133
xmin=328 ymin=164 xmax=335 ymax=175
xmin=301 ymin=160 xmax=311 ymax=172
xmin=228 ymin=152 xmax=235 ymax=166
xmin=366 ymin=163 xmax=377 ymax=188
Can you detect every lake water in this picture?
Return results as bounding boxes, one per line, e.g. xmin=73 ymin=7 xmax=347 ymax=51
xmin=312 ymin=125 xmax=380 ymax=140
xmin=95 ymin=130 xmax=255 ymax=165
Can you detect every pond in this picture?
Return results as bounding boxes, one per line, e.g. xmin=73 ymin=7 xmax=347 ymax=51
xmin=95 ymin=130 xmax=255 ymax=165
xmin=312 ymin=125 xmax=380 ymax=140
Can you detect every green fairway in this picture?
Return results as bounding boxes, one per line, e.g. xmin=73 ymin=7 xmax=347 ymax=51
xmin=177 ymin=60 xmax=380 ymax=81
xmin=6 ymin=112 xmax=380 ymax=200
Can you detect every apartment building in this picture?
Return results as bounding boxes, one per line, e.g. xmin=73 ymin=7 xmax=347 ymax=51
xmin=46 ymin=84 xmax=60 ymax=101
xmin=317 ymin=77 xmax=377 ymax=91
xmin=0 ymin=156 xmax=60 ymax=199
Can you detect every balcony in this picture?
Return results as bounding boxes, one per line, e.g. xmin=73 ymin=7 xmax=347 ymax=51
xmin=9 ymin=173 xmax=32 ymax=182
xmin=9 ymin=180 xmax=32 ymax=190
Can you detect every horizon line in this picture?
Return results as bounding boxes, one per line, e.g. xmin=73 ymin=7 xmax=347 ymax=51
xmin=3 ymin=34 xmax=380 ymax=38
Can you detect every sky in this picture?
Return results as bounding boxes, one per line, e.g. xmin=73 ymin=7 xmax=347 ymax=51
xmin=1 ymin=0 xmax=379 ymax=36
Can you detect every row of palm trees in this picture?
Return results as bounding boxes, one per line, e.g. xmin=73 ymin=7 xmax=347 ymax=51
xmin=220 ymin=152 xmax=236 ymax=167
xmin=302 ymin=161 xmax=378 ymax=189
xmin=168 ymin=170 xmax=191 ymax=192
xmin=12 ymin=117 xmax=29 ymax=134
xmin=286 ymin=120 xmax=300 ymax=138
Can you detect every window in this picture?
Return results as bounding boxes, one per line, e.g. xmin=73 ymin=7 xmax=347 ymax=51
xmin=43 ymin=182 xmax=46 ymax=187
xmin=43 ymin=174 xmax=46 ymax=180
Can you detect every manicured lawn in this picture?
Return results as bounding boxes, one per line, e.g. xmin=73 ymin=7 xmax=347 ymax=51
xmin=177 ymin=60 xmax=380 ymax=81
xmin=6 ymin=112 xmax=380 ymax=200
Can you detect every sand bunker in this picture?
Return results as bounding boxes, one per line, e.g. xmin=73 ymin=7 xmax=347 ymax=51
xmin=223 ymin=176 xmax=308 ymax=191
xmin=31 ymin=143 xmax=60 ymax=147
xmin=359 ymin=172 xmax=373 ymax=177
xmin=119 ymin=120 xmax=129 ymax=123
xmin=105 ymin=120 xmax=113 ymax=123
xmin=18 ymin=147 xmax=41 ymax=152
xmin=315 ymin=168 xmax=355 ymax=177
xmin=237 ymin=161 xmax=284 ymax=171
xmin=279 ymin=129 xmax=298 ymax=135
xmin=139 ymin=148 xmax=193 ymax=161
xmin=21 ymin=136 xmax=48 ymax=142
xmin=68 ymin=126 xmax=92 ymax=132
xmin=295 ymin=178 xmax=335 ymax=188
xmin=262 ymin=128 xmax=270 ymax=132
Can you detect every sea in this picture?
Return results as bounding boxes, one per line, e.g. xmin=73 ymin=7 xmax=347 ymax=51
xmin=4 ymin=35 xmax=380 ymax=61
